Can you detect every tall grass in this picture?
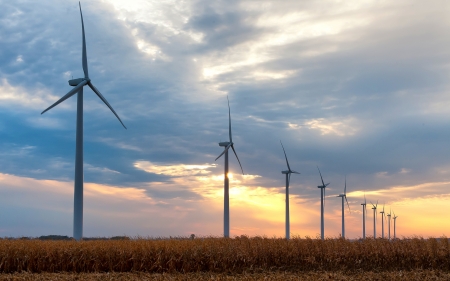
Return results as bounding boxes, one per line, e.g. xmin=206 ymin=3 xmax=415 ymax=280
xmin=0 ymin=236 xmax=449 ymax=273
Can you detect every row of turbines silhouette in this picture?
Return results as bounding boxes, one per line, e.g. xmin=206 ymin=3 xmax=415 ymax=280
xmin=43 ymin=3 xmax=399 ymax=241
xmin=220 ymin=105 xmax=400 ymax=240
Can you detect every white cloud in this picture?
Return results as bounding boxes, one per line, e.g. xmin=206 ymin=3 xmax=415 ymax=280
xmin=0 ymin=79 xmax=61 ymax=110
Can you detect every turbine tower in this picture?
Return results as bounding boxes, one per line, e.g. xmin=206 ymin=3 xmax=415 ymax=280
xmin=215 ymin=96 xmax=244 ymax=238
xmin=41 ymin=2 xmax=126 ymax=241
xmin=361 ymin=194 xmax=367 ymax=239
xmin=380 ymin=203 xmax=385 ymax=239
xmin=371 ymin=201 xmax=378 ymax=238
xmin=393 ymin=213 xmax=398 ymax=240
xmin=280 ymin=141 xmax=300 ymax=240
xmin=387 ymin=210 xmax=392 ymax=240
xmin=336 ymin=176 xmax=350 ymax=239
xmin=317 ymin=167 xmax=329 ymax=240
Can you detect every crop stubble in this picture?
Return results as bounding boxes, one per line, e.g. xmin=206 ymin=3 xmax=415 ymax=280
xmin=0 ymin=236 xmax=448 ymax=276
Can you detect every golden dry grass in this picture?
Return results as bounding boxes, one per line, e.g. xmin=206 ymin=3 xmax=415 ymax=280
xmin=0 ymin=236 xmax=449 ymax=274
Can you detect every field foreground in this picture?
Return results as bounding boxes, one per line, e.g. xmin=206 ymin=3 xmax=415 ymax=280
xmin=0 ymin=271 xmax=450 ymax=280
xmin=0 ymin=236 xmax=449 ymax=275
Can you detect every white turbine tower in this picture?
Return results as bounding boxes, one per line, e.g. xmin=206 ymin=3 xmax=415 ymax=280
xmin=280 ymin=141 xmax=300 ymax=240
xmin=387 ymin=209 xmax=392 ymax=240
xmin=361 ymin=194 xmax=367 ymax=239
xmin=380 ymin=203 xmax=385 ymax=239
xmin=41 ymin=2 xmax=126 ymax=241
xmin=317 ymin=167 xmax=329 ymax=240
xmin=393 ymin=213 xmax=398 ymax=240
xmin=215 ymin=96 xmax=244 ymax=238
xmin=336 ymin=176 xmax=350 ymax=239
xmin=371 ymin=201 xmax=378 ymax=238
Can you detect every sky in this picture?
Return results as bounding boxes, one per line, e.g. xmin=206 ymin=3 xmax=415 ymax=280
xmin=0 ymin=0 xmax=450 ymax=239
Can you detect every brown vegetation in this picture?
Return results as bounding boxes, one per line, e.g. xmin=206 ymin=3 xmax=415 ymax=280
xmin=0 ymin=236 xmax=449 ymax=274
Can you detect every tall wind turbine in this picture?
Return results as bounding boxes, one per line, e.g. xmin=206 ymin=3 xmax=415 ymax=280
xmin=387 ymin=209 xmax=392 ymax=240
xmin=361 ymin=194 xmax=367 ymax=239
xmin=393 ymin=213 xmax=398 ymax=240
xmin=41 ymin=2 xmax=126 ymax=241
xmin=371 ymin=201 xmax=378 ymax=238
xmin=380 ymin=203 xmax=385 ymax=239
xmin=317 ymin=167 xmax=329 ymax=240
xmin=280 ymin=141 xmax=300 ymax=240
xmin=215 ymin=96 xmax=244 ymax=238
xmin=336 ymin=176 xmax=350 ymax=239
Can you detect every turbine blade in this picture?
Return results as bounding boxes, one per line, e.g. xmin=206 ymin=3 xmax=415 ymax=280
xmin=231 ymin=144 xmax=244 ymax=175
xmin=79 ymin=2 xmax=88 ymax=78
xmin=215 ymin=143 xmax=231 ymax=161
xmin=344 ymin=175 xmax=347 ymax=195
xmin=292 ymin=171 xmax=301 ymax=174
xmin=376 ymin=200 xmax=378 ymax=208
xmin=280 ymin=141 xmax=291 ymax=171
xmin=88 ymin=82 xmax=127 ymax=129
xmin=288 ymin=172 xmax=291 ymax=187
xmin=317 ymin=166 xmax=325 ymax=187
xmin=41 ymin=80 xmax=87 ymax=114
xmin=345 ymin=196 xmax=350 ymax=213
xmin=227 ymin=96 xmax=232 ymax=142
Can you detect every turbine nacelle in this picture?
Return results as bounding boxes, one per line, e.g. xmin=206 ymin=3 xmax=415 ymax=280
xmin=281 ymin=170 xmax=290 ymax=174
xmin=337 ymin=193 xmax=345 ymax=197
xmin=219 ymin=141 xmax=231 ymax=147
xmin=69 ymin=78 xmax=88 ymax=86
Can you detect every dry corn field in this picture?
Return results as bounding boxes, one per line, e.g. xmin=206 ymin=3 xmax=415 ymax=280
xmin=1 ymin=236 xmax=450 ymax=280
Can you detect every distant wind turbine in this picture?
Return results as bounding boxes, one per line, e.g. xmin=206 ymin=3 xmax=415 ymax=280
xmin=317 ymin=167 xmax=329 ymax=240
xmin=41 ymin=2 xmax=126 ymax=241
xmin=361 ymin=193 xmax=367 ymax=239
xmin=380 ymin=203 xmax=386 ymax=239
xmin=336 ymin=176 xmax=350 ymax=239
xmin=393 ymin=213 xmax=398 ymax=240
xmin=371 ymin=201 xmax=378 ymax=238
xmin=387 ymin=209 xmax=392 ymax=240
xmin=280 ymin=141 xmax=300 ymax=240
xmin=215 ymin=96 xmax=244 ymax=238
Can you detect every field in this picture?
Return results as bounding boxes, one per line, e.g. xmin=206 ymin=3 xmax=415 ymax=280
xmin=0 ymin=236 xmax=449 ymax=280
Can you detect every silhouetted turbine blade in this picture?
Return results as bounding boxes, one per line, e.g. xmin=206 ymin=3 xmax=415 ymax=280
xmin=317 ymin=166 xmax=325 ymax=187
xmin=79 ymin=2 xmax=88 ymax=78
xmin=280 ymin=141 xmax=291 ymax=171
xmin=344 ymin=176 xmax=347 ymax=195
xmin=215 ymin=143 xmax=231 ymax=161
xmin=345 ymin=196 xmax=350 ymax=213
xmin=88 ymin=82 xmax=126 ymax=129
xmin=41 ymin=80 xmax=87 ymax=114
xmin=288 ymin=172 xmax=291 ymax=187
xmin=292 ymin=171 xmax=300 ymax=174
xmin=227 ymin=96 xmax=232 ymax=142
xmin=231 ymin=144 xmax=244 ymax=175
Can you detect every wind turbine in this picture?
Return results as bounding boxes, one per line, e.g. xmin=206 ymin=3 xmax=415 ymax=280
xmin=41 ymin=2 xmax=126 ymax=241
xmin=215 ymin=96 xmax=244 ymax=238
xmin=317 ymin=167 xmax=329 ymax=240
xmin=371 ymin=201 xmax=378 ymax=238
xmin=280 ymin=141 xmax=300 ymax=240
xmin=387 ymin=209 xmax=392 ymax=240
xmin=380 ymin=203 xmax=385 ymax=239
xmin=393 ymin=213 xmax=398 ymax=240
xmin=336 ymin=176 xmax=350 ymax=239
xmin=361 ymin=193 xmax=367 ymax=239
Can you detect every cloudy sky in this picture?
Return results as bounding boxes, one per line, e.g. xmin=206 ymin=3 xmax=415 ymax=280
xmin=1 ymin=0 xmax=450 ymax=239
